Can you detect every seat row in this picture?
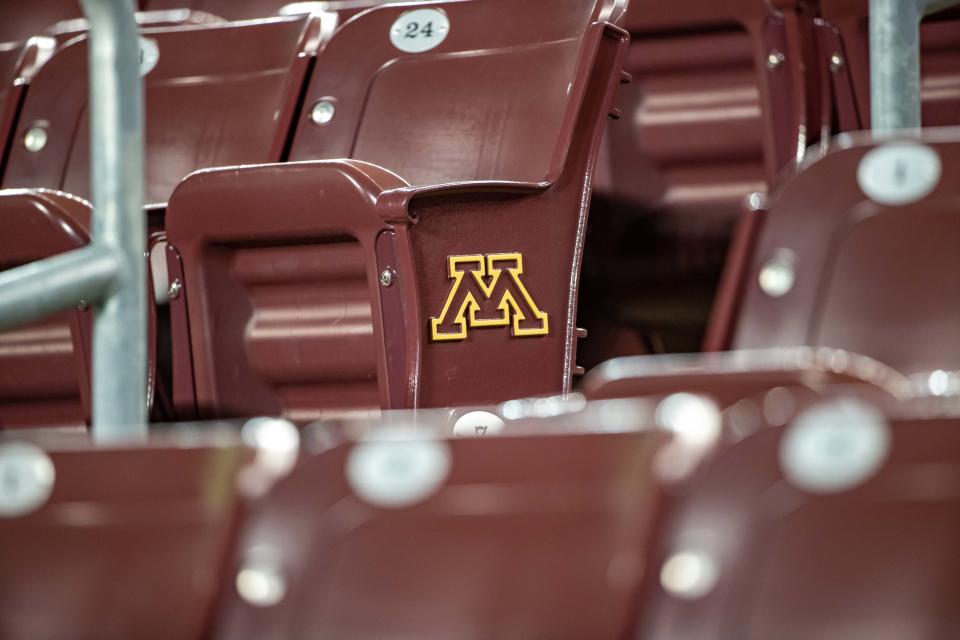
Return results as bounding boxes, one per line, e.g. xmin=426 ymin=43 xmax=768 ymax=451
xmin=2 ymin=372 xmax=958 ymax=639
xmin=0 ymin=0 xmax=631 ymax=428
xmin=3 ymin=0 xmax=959 ymax=431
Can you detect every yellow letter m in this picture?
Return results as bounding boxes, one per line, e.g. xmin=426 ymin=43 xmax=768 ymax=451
xmin=429 ymin=253 xmax=550 ymax=342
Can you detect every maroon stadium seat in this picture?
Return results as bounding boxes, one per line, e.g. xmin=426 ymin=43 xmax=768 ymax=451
xmin=0 ymin=426 xmax=254 ymax=640
xmin=164 ymin=0 xmax=629 ymax=420
xmin=704 ymin=7 xmax=960 ymax=352
xmin=211 ymin=402 xmax=672 ymax=639
xmin=0 ymin=16 xmax=320 ymax=428
xmin=610 ymin=0 xmax=828 ymax=193
xmin=0 ymin=11 xmax=229 ymax=178
xmin=0 ymin=190 xmax=164 ymax=430
xmin=635 ymin=392 xmax=960 ymax=638
xmin=2 ymin=15 xmax=320 ymax=205
xmin=0 ymin=192 xmax=92 ymax=429
xmin=714 ymin=131 xmax=960 ymax=377
xmin=581 ymin=347 xmax=912 ymax=407
xmin=583 ymin=0 xmax=840 ymax=363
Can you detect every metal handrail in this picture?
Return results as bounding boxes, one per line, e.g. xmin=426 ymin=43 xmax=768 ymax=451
xmin=0 ymin=0 xmax=146 ymax=441
xmin=870 ymin=0 xmax=960 ymax=132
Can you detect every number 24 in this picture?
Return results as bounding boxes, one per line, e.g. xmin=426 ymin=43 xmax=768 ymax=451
xmin=404 ymin=21 xmax=435 ymax=38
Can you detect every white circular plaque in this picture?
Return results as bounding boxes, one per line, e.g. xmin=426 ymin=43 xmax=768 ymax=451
xmin=347 ymin=432 xmax=451 ymax=508
xmin=780 ymin=399 xmax=890 ymax=494
xmin=389 ymin=8 xmax=450 ymax=54
xmin=0 ymin=442 xmax=55 ymax=518
xmin=453 ymin=411 xmax=505 ymax=437
xmin=857 ymin=142 xmax=941 ymax=206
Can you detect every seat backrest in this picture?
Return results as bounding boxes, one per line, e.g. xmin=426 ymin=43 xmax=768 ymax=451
xmin=212 ymin=407 xmax=668 ymax=639
xmin=2 ymin=15 xmax=317 ymax=204
xmin=0 ymin=191 xmax=91 ymax=429
xmin=0 ymin=0 xmax=88 ymax=45
xmin=603 ymin=0 xmax=829 ymax=201
xmin=636 ymin=394 xmax=960 ymax=638
xmin=288 ymin=0 xmax=618 ymax=185
xmin=731 ymin=131 xmax=960 ymax=375
xmin=0 ymin=430 xmax=252 ymax=640
xmin=586 ymin=0 xmax=834 ymax=361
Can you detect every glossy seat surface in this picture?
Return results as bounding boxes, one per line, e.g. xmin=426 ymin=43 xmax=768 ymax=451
xmin=731 ymin=130 xmax=960 ymax=375
xmin=165 ymin=0 xmax=629 ymax=420
xmin=2 ymin=15 xmax=316 ymax=205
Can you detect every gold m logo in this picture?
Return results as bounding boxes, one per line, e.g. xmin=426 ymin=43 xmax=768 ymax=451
xmin=429 ymin=253 xmax=549 ymax=342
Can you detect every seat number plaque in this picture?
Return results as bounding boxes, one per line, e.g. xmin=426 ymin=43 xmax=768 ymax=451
xmin=390 ymin=8 xmax=450 ymax=54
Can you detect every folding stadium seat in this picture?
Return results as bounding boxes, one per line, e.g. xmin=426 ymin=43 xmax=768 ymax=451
xmin=2 ymin=14 xmax=321 ymax=205
xmin=0 ymin=191 xmax=165 ymax=429
xmin=0 ymin=16 xmax=326 ymax=430
xmin=818 ymin=0 xmax=960 ymax=131
xmin=701 ymin=4 xmax=960 ymax=350
xmin=0 ymin=425 xmax=254 ymax=640
xmin=0 ymin=192 xmax=92 ymax=428
xmin=210 ymin=400 xmax=672 ymax=639
xmin=582 ymin=0 xmax=838 ymax=361
xmin=634 ymin=392 xmax=960 ymax=638
xmin=0 ymin=11 xmax=251 ymax=183
xmin=582 ymin=347 xmax=912 ymax=407
xmin=708 ymin=131 xmax=960 ymax=379
xmin=611 ymin=0 xmax=828 ymax=189
xmin=163 ymin=0 xmax=630 ymax=421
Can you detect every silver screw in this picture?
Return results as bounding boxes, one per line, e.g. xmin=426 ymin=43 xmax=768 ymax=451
xmin=766 ymin=50 xmax=785 ymax=70
xmin=77 ymin=299 xmax=89 ymax=311
xmin=380 ymin=269 xmax=394 ymax=287
xmin=168 ymin=279 xmax=182 ymax=300
xmin=310 ymin=100 xmax=336 ymax=126
xmin=829 ymin=53 xmax=844 ymax=73
xmin=23 ymin=125 xmax=48 ymax=152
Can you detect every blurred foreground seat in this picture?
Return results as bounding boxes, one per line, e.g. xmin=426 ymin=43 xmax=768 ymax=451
xmin=0 ymin=423 xmax=254 ymax=640
xmin=635 ymin=390 xmax=960 ymax=639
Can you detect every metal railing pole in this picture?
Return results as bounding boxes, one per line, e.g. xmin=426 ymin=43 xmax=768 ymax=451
xmin=0 ymin=247 xmax=119 ymax=328
xmin=870 ymin=0 xmax=960 ymax=133
xmin=81 ymin=0 xmax=147 ymax=441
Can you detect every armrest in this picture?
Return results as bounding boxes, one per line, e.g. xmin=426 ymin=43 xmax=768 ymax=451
xmin=166 ymin=159 xmax=417 ymax=420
